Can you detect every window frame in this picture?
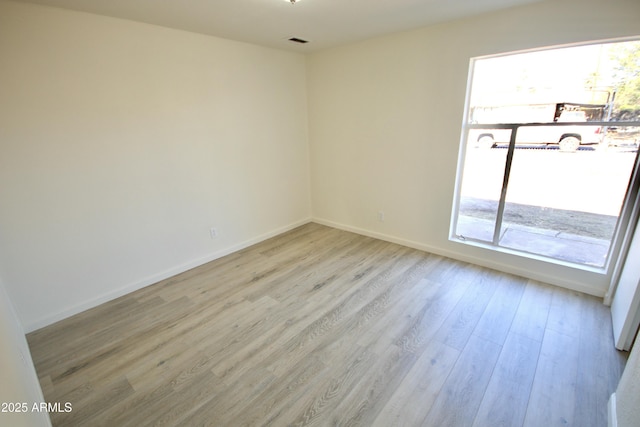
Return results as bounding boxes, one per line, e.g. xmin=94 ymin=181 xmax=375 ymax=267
xmin=450 ymin=38 xmax=640 ymax=272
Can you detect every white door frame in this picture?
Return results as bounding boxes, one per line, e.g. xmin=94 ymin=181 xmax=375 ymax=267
xmin=606 ymin=146 xmax=640 ymax=351
xmin=611 ymin=221 xmax=640 ymax=351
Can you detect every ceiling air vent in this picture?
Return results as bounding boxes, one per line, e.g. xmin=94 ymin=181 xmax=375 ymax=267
xmin=288 ymin=37 xmax=309 ymax=44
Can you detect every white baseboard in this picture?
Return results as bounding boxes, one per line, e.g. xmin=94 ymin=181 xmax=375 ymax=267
xmin=609 ymin=393 xmax=617 ymax=427
xmin=26 ymin=215 xmax=605 ymax=332
xmin=311 ymin=217 xmax=605 ymax=297
xmin=25 ymin=218 xmax=312 ymax=333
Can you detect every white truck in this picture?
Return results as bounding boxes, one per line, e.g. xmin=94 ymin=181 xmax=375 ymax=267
xmin=469 ymin=102 xmax=605 ymax=151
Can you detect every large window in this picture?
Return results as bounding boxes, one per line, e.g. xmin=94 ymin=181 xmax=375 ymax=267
xmin=452 ymin=39 xmax=640 ymax=269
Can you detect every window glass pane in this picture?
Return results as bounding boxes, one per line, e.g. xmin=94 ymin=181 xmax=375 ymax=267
xmin=455 ymin=129 xmax=509 ymax=242
xmin=469 ymin=44 xmax=615 ymax=119
xmin=499 ymin=129 xmax=638 ymax=267
xmin=453 ymin=38 xmax=640 ymax=268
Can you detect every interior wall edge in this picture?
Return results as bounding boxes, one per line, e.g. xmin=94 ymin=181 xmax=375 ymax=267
xmin=0 ymin=280 xmax=51 ymax=426
xmin=25 ymin=217 xmax=312 ymax=333
xmin=311 ymin=217 xmax=606 ymax=298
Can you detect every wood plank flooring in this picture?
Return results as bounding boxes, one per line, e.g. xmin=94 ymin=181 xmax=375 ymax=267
xmin=27 ymin=223 xmax=627 ymax=426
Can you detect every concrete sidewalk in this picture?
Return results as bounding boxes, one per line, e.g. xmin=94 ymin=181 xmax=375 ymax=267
xmin=456 ymin=215 xmax=609 ymax=267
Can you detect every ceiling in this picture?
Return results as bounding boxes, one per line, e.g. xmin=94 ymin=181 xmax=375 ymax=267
xmin=14 ymin=0 xmax=546 ymax=52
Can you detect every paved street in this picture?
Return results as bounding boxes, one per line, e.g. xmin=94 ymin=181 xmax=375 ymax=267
xmin=460 ymin=147 xmax=637 ymax=216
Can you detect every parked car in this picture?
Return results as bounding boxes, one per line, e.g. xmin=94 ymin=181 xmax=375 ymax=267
xmin=469 ymin=103 xmax=604 ymax=151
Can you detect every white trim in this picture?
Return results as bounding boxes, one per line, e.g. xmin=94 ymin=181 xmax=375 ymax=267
xmin=472 ymin=35 xmax=640 ymax=63
xmin=608 ymin=393 xmax=618 ymax=427
xmin=605 ymin=181 xmax=640 ymax=306
xmin=312 ymin=217 xmax=604 ymax=297
xmin=25 ymin=214 xmax=606 ymax=332
xmin=24 ymin=218 xmax=312 ymax=333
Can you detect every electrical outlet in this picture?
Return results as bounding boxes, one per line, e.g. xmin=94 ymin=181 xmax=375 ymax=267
xmin=378 ymin=211 xmax=385 ymax=222
xmin=210 ymin=227 xmax=218 ymax=239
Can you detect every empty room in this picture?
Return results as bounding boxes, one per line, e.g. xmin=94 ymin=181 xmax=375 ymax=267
xmin=1 ymin=0 xmax=640 ymax=425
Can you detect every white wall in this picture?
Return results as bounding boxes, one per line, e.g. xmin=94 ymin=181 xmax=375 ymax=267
xmin=3 ymin=0 xmax=640 ymax=333
xmin=0 ymin=277 xmax=51 ymax=426
xmin=0 ymin=0 xmax=311 ymax=331
xmin=307 ymin=0 xmax=640 ymax=297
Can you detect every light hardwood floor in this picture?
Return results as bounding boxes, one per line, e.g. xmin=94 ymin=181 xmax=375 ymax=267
xmin=27 ymin=223 xmax=627 ymax=426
